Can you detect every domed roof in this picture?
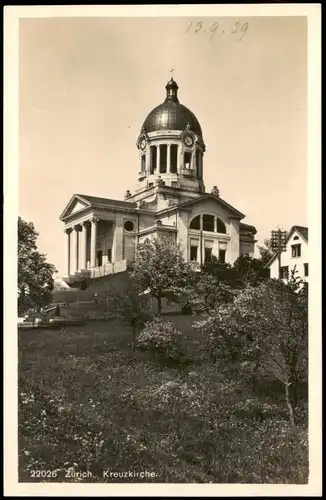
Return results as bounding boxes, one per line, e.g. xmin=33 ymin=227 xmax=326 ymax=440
xmin=142 ymin=78 xmax=203 ymax=138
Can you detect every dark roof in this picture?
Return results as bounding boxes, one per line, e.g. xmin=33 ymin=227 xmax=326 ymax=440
xmin=293 ymin=225 xmax=308 ymax=241
xmin=76 ymin=194 xmax=137 ymax=209
xmin=142 ymin=79 xmax=203 ymax=138
xmin=156 ymin=193 xmax=245 ymax=219
xmin=240 ymin=222 xmax=257 ymax=235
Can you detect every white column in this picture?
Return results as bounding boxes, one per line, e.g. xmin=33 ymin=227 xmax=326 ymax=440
xmin=145 ymin=149 xmax=150 ymax=175
xmin=80 ymin=222 xmax=88 ymax=270
xmin=157 ymin=145 xmax=161 ymax=173
xmin=178 ymin=146 xmax=183 ymax=174
xmin=192 ymin=149 xmax=197 ymax=173
xmin=214 ymin=216 xmax=218 ymax=233
xmin=90 ymin=218 xmax=98 ymax=268
xmin=64 ymin=228 xmax=72 ymax=276
xmin=167 ymin=144 xmax=171 ymax=173
xmin=73 ymin=226 xmax=80 ymax=273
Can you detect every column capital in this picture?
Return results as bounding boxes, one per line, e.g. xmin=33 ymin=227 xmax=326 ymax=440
xmin=90 ymin=217 xmax=100 ymax=224
xmin=64 ymin=228 xmax=73 ymax=234
xmin=74 ymin=224 xmax=82 ymax=232
xmin=82 ymin=220 xmax=90 ymax=228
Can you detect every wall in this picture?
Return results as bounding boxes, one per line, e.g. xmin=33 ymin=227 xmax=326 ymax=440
xmin=53 ymin=270 xmax=132 ymax=303
xmin=269 ymin=231 xmax=309 ymax=282
xmin=124 ymin=234 xmax=136 ymax=261
xmin=94 ymin=221 xmax=114 ymax=266
xmin=138 ymin=213 xmax=156 ymax=232
xmin=176 ymin=210 xmax=189 ymax=261
xmin=112 ymin=214 xmax=124 ymax=261
xmin=228 ymin=217 xmax=240 ymax=264
xmin=239 ymin=239 xmax=255 ymax=257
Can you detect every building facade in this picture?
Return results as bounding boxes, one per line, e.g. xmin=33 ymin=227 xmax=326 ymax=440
xmin=60 ymin=78 xmax=257 ymax=285
xmin=266 ymin=226 xmax=309 ymax=283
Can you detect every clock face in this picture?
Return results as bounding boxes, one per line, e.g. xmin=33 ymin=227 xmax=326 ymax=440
xmin=140 ymin=138 xmax=146 ymax=150
xmin=184 ymin=134 xmax=194 ymax=147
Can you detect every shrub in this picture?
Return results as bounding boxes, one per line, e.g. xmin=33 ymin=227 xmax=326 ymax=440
xmin=137 ymin=319 xmax=187 ymax=364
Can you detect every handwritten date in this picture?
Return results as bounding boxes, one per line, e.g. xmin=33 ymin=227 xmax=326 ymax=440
xmin=185 ymin=20 xmax=249 ymax=42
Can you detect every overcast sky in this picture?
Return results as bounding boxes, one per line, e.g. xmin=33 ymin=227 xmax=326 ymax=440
xmin=19 ymin=16 xmax=307 ymax=275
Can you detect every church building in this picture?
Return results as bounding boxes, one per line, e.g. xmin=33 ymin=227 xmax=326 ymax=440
xmin=60 ymin=78 xmax=257 ymax=285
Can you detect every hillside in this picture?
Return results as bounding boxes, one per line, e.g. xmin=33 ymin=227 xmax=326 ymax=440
xmin=18 ymin=317 xmax=308 ymax=483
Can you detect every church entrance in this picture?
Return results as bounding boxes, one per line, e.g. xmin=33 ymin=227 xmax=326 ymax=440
xmin=97 ymin=250 xmax=103 ymax=267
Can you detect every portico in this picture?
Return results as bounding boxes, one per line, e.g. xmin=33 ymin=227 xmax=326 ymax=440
xmin=60 ymin=194 xmax=139 ymax=284
xmin=63 ymin=217 xmax=99 ymax=276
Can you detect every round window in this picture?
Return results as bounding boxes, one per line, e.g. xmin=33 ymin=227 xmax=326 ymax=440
xmin=124 ymin=220 xmax=134 ymax=232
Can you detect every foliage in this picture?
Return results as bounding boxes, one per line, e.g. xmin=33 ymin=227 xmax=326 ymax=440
xmin=18 ymin=320 xmax=308 ymax=483
xmin=18 ymin=217 xmax=57 ymax=316
xmin=203 ymin=254 xmax=270 ymax=288
xmin=195 ymin=273 xmax=308 ymax=428
xmin=202 ymin=255 xmax=243 ymax=287
xmin=137 ymin=318 xmax=187 ymax=364
xmin=257 ymin=238 xmax=274 ymax=266
xmin=130 ymin=236 xmax=194 ymax=314
xmin=232 ymin=254 xmax=271 ymax=285
xmin=193 ymin=273 xmax=236 ymax=313
xmin=107 ymin=282 xmax=153 ymax=351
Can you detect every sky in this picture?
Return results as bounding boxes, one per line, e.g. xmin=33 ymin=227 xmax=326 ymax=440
xmin=19 ymin=16 xmax=307 ymax=276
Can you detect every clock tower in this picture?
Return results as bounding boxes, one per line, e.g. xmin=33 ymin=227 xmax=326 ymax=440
xmin=131 ymin=78 xmax=206 ymax=201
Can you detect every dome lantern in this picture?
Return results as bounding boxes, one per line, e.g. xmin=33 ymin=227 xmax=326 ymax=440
xmin=165 ymin=77 xmax=179 ymax=103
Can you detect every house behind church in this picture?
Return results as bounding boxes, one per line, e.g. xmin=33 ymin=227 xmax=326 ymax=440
xmin=266 ymin=225 xmax=309 ymax=283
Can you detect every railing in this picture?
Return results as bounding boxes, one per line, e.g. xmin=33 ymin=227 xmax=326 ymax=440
xmin=63 ymin=260 xmax=128 ymax=284
xmin=180 ymin=168 xmax=196 ymax=177
xmin=89 ymin=260 xmax=127 ymax=279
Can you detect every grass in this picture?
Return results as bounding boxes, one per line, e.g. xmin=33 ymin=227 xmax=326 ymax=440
xmin=18 ymin=316 xmax=308 ymax=483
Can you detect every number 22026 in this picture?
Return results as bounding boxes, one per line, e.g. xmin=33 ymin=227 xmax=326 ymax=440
xmin=30 ymin=470 xmax=58 ymax=478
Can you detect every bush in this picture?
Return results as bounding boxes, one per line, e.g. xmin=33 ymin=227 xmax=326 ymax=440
xmin=137 ymin=319 xmax=187 ymax=364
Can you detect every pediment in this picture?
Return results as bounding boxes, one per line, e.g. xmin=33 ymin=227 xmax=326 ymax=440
xmin=59 ymin=195 xmax=91 ymax=221
xmin=157 ymin=193 xmax=245 ymax=219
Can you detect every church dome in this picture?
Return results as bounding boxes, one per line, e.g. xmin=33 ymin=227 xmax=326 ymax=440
xmin=142 ymin=78 xmax=203 ymax=139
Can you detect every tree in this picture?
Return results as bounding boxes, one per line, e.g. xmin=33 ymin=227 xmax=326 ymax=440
xmin=196 ymin=272 xmax=308 ymax=429
xmin=18 ymin=217 xmax=57 ymax=316
xmin=130 ymin=236 xmax=194 ymax=315
xmin=257 ymin=238 xmax=274 ymax=266
xmin=107 ymin=283 xmax=152 ymax=352
xmin=202 ymin=255 xmax=243 ymax=288
xmin=232 ymin=254 xmax=270 ymax=286
xmin=203 ymin=254 xmax=269 ymax=289
xmin=193 ymin=273 xmax=236 ymax=314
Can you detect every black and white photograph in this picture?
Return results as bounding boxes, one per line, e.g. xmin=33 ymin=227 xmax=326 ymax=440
xmin=4 ymin=4 xmax=321 ymax=497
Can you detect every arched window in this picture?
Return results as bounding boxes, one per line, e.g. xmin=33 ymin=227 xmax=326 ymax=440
xmin=203 ymin=214 xmax=214 ymax=232
xmin=189 ymin=214 xmax=226 ymax=234
xmin=216 ymin=218 xmax=226 ymax=234
xmin=189 ymin=215 xmax=200 ymax=230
